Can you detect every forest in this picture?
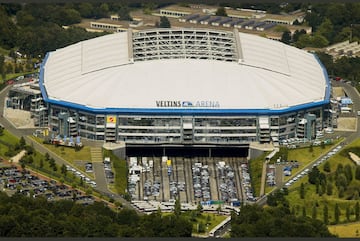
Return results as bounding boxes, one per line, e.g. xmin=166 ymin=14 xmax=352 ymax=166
xmin=0 ymin=189 xmax=335 ymax=237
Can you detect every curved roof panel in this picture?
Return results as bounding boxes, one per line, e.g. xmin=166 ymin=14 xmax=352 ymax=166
xmin=41 ymin=29 xmax=329 ymax=114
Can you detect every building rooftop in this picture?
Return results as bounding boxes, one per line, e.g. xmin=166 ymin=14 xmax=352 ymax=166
xmin=41 ymin=28 xmax=329 ymax=115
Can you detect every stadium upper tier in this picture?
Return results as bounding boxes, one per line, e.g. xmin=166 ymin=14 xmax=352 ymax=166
xmin=40 ymin=28 xmax=330 ymax=115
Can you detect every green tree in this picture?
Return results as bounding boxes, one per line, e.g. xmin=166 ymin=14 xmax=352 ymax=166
xmin=197 ymin=221 xmax=205 ymax=233
xmin=45 ymin=152 xmax=50 ymax=161
xmin=118 ymin=5 xmax=132 ymax=21
xmin=346 ymin=205 xmax=351 ymax=222
xmin=302 ymin=206 xmax=306 ymax=217
xmin=338 ymin=186 xmax=345 ymax=198
xmin=323 ymin=205 xmax=329 ymax=225
xmin=356 ymin=166 xmax=360 ymax=180
xmin=353 ymin=190 xmax=359 ymax=200
xmin=197 ymin=202 xmax=203 ymax=215
xmin=77 ymin=2 xmax=93 ymax=18
xmin=356 ymin=202 xmax=360 ymax=221
xmin=19 ymin=136 xmax=26 ymax=148
xmin=323 ymin=161 xmax=331 ymax=172
xmin=281 ymin=30 xmax=292 ymax=44
xmin=300 ymin=183 xmax=305 ymax=199
xmin=61 ymin=164 xmax=67 ymax=176
xmin=0 ymin=55 xmax=5 ymax=80
xmin=326 ymin=182 xmax=333 ymax=196
xmin=316 ymin=17 xmax=334 ymax=42
xmin=312 ymin=204 xmax=317 ymax=220
xmin=312 ymin=34 xmax=329 ymax=48
xmin=215 ymin=7 xmax=227 ymax=16
xmin=159 ymin=16 xmax=171 ymax=28
xmin=334 ymin=203 xmax=340 ymax=224
xmin=293 ymin=29 xmax=307 ymax=42
xmin=344 ymin=164 xmax=353 ymax=183
xmin=174 ymin=198 xmax=181 ymax=217
xmin=39 ymin=158 xmax=44 ymax=168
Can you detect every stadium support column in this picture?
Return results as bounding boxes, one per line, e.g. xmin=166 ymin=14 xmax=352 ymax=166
xmin=233 ymin=28 xmax=243 ymax=62
xmin=128 ymin=28 xmax=134 ymax=63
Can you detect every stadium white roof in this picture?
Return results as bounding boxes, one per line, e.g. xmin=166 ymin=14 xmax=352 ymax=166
xmin=41 ymin=29 xmax=329 ymax=114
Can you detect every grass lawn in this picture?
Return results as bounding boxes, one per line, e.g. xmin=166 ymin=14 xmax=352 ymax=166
xmin=284 ymin=138 xmax=360 ymax=231
xmin=163 ymin=211 xmax=228 ymax=235
xmin=249 ymin=152 xmax=269 ymax=196
xmin=103 ymin=149 xmax=127 ymax=195
xmin=30 ymin=136 xmax=92 ymax=162
xmin=328 ymin=221 xmax=360 ymax=237
xmin=192 ymin=212 xmax=227 ymax=234
xmin=0 ymin=129 xmax=21 ymax=157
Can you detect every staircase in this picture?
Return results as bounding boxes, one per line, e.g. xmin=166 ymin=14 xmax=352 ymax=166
xmin=90 ymin=147 xmax=103 ymax=163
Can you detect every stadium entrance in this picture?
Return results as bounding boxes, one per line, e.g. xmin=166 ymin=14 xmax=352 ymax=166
xmin=126 ymin=145 xmax=249 ymax=158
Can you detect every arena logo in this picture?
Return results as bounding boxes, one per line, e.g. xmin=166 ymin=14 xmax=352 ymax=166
xmin=156 ymin=100 xmax=220 ymax=108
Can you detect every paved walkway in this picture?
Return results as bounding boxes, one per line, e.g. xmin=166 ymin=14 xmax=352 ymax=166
xmin=9 ymin=149 xmax=27 ymax=163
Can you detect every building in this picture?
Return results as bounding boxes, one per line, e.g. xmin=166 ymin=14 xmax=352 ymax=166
xmin=38 ymin=28 xmax=331 ymax=150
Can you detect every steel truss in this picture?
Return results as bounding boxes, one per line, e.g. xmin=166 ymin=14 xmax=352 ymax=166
xmin=132 ymin=29 xmax=238 ymax=62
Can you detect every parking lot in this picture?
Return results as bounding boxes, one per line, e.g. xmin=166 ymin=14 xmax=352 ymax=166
xmin=127 ymin=156 xmax=251 ymax=205
xmin=0 ymin=165 xmax=96 ymax=205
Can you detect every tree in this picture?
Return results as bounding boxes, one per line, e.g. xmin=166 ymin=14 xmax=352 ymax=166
xmin=19 ymin=136 xmax=26 ymax=148
xmin=323 ymin=162 xmax=331 ymax=172
xmin=344 ymin=164 xmax=353 ymax=183
xmin=197 ymin=221 xmax=205 ymax=233
xmin=61 ymin=164 xmax=67 ymax=176
xmin=346 ymin=205 xmax=351 ymax=222
xmin=197 ymin=202 xmax=203 ymax=215
xmin=0 ymin=55 xmax=5 ymax=80
xmin=326 ymin=182 xmax=333 ymax=196
xmin=174 ymin=198 xmax=181 ymax=216
xmin=316 ymin=17 xmax=334 ymax=42
xmin=300 ymin=183 xmax=305 ymax=199
xmin=39 ymin=159 xmax=44 ymax=168
xmin=215 ymin=7 xmax=227 ymax=16
xmin=309 ymin=143 xmax=314 ymax=153
xmin=356 ymin=166 xmax=360 ymax=180
xmin=334 ymin=203 xmax=340 ymax=224
xmin=302 ymin=206 xmax=306 ymax=217
xmin=118 ymin=5 xmax=132 ymax=21
xmin=281 ymin=30 xmax=292 ymax=44
xmin=356 ymin=202 xmax=360 ymax=221
xmin=77 ymin=2 xmax=93 ymax=18
xmin=159 ymin=16 xmax=171 ymax=28
xmin=353 ymin=190 xmax=359 ymax=200
xmin=338 ymin=186 xmax=345 ymax=198
xmin=312 ymin=205 xmax=317 ymax=220
xmin=323 ymin=205 xmax=329 ymax=225
xmin=293 ymin=29 xmax=307 ymax=42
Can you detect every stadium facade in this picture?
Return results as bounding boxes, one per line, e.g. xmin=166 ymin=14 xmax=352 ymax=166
xmin=37 ymin=28 xmax=332 ymax=147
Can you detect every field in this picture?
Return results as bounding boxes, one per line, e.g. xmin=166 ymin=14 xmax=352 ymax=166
xmin=30 ymin=136 xmax=92 ymax=173
xmin=103 ymin=149 xmax=127 ymax=195
xmin=284 ymin=138 xmax=360 ymax=236
xmin=328 ymin=222 xmax=360 ymax=237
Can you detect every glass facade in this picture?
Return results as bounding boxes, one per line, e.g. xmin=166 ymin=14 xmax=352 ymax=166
xmin=46 ymin=104 xmax=329 ymax=145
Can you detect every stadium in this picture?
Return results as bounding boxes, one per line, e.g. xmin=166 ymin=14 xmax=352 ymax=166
xmin=38 ymin=28 xmax=331 ymax=156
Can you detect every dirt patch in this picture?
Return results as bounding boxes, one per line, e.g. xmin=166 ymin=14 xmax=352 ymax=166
xmin=336 ymin=117 xmax=357 ymax=131
xmin=332 ymin=87 xmax=345 ymax=98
